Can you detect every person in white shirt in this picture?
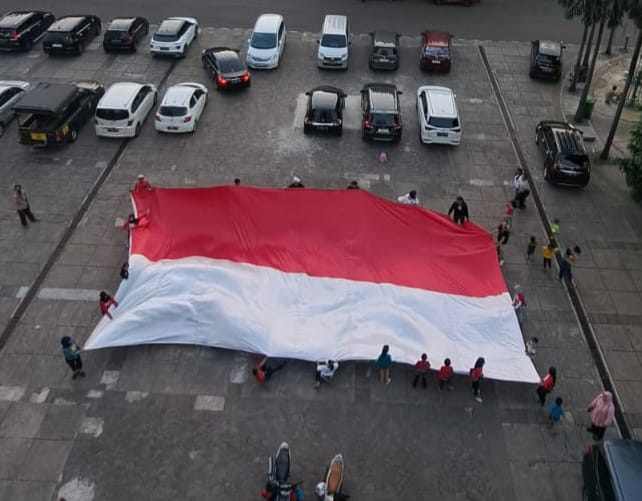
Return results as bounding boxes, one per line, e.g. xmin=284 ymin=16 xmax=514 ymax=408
xmin=315 ymin=360 xmax=339 ymax=388
xmin=397 ymin=190 xmax=419 ymax=205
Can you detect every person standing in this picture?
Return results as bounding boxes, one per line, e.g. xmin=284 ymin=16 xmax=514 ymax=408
xmin=375 ymin=345 xmax=392 ymax=384
xmin=587 ymin=391 xmax=616 ymax=440
xmin=469 ymin=357 xmax=485 ymax=402
xmin=346 ymin=180 xmax=360 ymax=190
xmin=13 ymin=184 xmax=37 ymax=227
xmin=448 ymin=196 xmax=469 ymax=225
xmin=542 ymin=241 xmax=556 ymax=270
xmin=132 ymin=174 xmax=153 ymax=193
xmin=536 ymin=366 xmax=557 ymax=406
xmin=437 ymin=358 xmax=454 ymax=390
xmin=412 ymin=353 xmax=431 ymax=389
xmin=550 ymin=218 xmax=560 ymax=244
xmin=511 ymin=169 xmax=530 ymax=209
xmin=234 ymin=178 xmax=241 ymax=186
xmin=288 ymin=176 xmax=305 ymax=188
xmin=558 ymin=253 xmax=573 ymax=283
xmin=99 ymin=291 xmax=118 ymax=319
xmin=526 ymin=236 xmax=537 ymax=262
xmin=397 ymin=190 xmax=419 ymax=205
xmin=120 ymin=262 xmax=129 ymax=280
xmin=315 ymin=360 xmax=339 ymax=389
xmin=512 ymin=287 xmax=527 ymax=324
xmin=60 ymin=336 xmax=85 ymax=379
xmin=497 ymin=221 xmax=511 ymax=245
xmin=548 ymin=397 xmax=565 ymax=428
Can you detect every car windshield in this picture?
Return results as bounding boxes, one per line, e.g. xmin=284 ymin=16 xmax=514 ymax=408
xmin=373 ymin=47 xmax=397 ymax=57
xmin=219 ymin=57 xmax=244 ymax=73
xmin=96 ymin=109 xmax=129 ymax=121
xmin=46 ymin=32 xmax=71 ymax=42
xmin=321 ymin=34 xmax=347 ymax=48
xmin=159 ymin=106 xmax=187 ymax=117
xmin=537 ymin=54 xmax=560 ymax=64
xmin=311 ymin=108 xmax=338 ymax=123
xmin=153 ymin=33 xmax=179 ymax=42
xmin=251 ymin=32 xmax=276 ymax=49
xmin=371 ymin=112 xmax=395 ymax=126
xmin=424 ymin=46 xmax=449 ymax=57
xmin=428 ymin=116 xmax=459 ymax=129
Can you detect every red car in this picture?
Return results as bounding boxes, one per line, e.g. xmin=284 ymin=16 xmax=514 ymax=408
xmin=420 ymin=31 xmax=452 ymax=72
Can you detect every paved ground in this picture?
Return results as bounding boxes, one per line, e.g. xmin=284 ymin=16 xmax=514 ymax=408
xmin=0 ymin=22 xmax=637 ymax=501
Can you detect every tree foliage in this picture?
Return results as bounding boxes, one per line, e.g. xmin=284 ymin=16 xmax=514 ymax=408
xmin=620 ymin=114 xmax=642 ymax=201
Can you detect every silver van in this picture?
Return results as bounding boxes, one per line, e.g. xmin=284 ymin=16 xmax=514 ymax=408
xmin=317 ymin=15 xmax=350 ymax=69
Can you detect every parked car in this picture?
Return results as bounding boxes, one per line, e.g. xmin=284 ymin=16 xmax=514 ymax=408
xmin=433 ymin=0 xmax=480 ymax=5
xmin=0 ymin=80 xmax=30 ymax=135
xmin=95 ymin=82 xmax=157 ymax=138
xmin=369 ymin=31 xmax=400 ymax=71
xmin=535 ymin=120 xmax=590 ymax=187
xmin=530 ymin=40 xmax=563 ymax=81
xmin=202 ymin=47 xmax=251 ymax=90
xmin=43 ymin=15 xmax=101 ymax=55
xmin=317 ymin=15 xmax=350 ymax=69
xmin=0 ymin=10 xmax=55 ymax=51
xmin=12 ymin=81 xmax=104 ymax=146
xmin=246 ymin=14 xmax=286 ymax=69
xmin=420 ymin=31 xmax=452 ymax=72
xmin=361 ymin=83 xmax=402 ymax=142
xmin=304 ymin=86 xmax=346 ymax=136
xmin=417 ymin=86 xmax=461 ymax=146
xmin=150 ymin=17 xmax=198 ymax=58
xmin=582 ymin=439 xmax=642 ymax=501
xmin=103 ymin=17 xmax=149 ymax=52
xmin=155 ymin=83 xmax=208 ymax=133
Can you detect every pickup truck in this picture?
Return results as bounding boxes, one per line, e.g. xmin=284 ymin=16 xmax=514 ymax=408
xmin=12 ymin=81 xmax=104 ymax=146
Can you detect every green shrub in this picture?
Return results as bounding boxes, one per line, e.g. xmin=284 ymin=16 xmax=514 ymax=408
xmin=620 ymin=116 xmax=642 ymax=201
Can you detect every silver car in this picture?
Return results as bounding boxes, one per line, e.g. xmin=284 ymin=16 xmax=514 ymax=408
xmin=0 ymin=80 xmax=30 ymax=135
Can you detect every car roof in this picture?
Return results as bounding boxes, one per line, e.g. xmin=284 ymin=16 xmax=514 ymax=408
xmin=158 ymin=18 xmax=185 ymax=34
xmin=162 ymin=84 xmax=197 ymax=106
xmin=423 ymin=31 xmax=450 ymax=46
xmin=322 ymin=15 xmax=347 ymax=34
xmin=538 ymin=40 xmax=561 ymax=56
xmin=363 ymin=83 xmax=398 ymax=112
xmin=99 ymin=82 xmax=145 ymax=109
xmin=603 ymin=440 xmax=642 ymax=500
xmin=108 ymin=17 xmax=136 ymax=31
xmin=48 ymin=16 xmax=87 ymax=32
xmin=209 ymin=47 xmax=239 ymax=60
xmin=372 ymin=30 xmax=398 ymax=47
xmin=550 ymin=126 xmax=585 ymax=155
xmin=419 ymin=86 xmax=457 ymax=117
xmin=0 ymin=11 xmax=40 ymax=28
xmin=310 ymin=86 xmax=342 ymax=109
xmin=12 ymin=82 xmax=78 ymax=115
xmin=254 ymin=13 xmax=282 ymax=32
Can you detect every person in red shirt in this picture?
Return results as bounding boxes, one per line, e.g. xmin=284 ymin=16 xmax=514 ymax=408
xmin=469 ymin=357 xmax=485 ymax=403
xmin=132 ymin=174 xmax=153 ymax=193
xmin=99 ymin=291 xmax=118 ymax=319
xmin=412 ymin=353 xmax=431 ymax=388
xmin=438 ymin=358 xmax=454 ymax=391
xmin=252 ymin=356 xmax=286 ymax=384
xmin=536 ymin=366 xmax=557 ymax=406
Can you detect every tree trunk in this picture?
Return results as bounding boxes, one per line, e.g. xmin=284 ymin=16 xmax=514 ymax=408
xmin=601 ymin=28 xmax=642 ymax=159
xmin=605 ymin=24 xmax=617 ymax=55
xmin=582 ymin=21 xmax=597 ymax=70
xmin=570 ymin=21 xmax=590 ymax=92
xmin=575 ymin=16 xmax=606 ymax=122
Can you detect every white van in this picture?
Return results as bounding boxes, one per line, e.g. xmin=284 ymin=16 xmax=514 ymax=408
xmin=95 ymin=82 xmax=157 ymax=138
xmin=317 ymin=15 xmax=350 ymax=69
xmin=246 ymin=14 xmax=286 ymax=69
xmin=416 ymin=86 xmax=461 ymax=146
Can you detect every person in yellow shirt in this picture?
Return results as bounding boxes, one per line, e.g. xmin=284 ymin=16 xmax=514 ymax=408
xmin=542 ymin=242 xmax=556 ymax=270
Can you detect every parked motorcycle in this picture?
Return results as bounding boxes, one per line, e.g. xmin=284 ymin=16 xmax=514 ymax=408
xmin=264 ymin=442 xmax=295 ymax=501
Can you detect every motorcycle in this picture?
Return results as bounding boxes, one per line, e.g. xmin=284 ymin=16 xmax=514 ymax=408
xmin=265 ymin=442 xmax=294 ymax=501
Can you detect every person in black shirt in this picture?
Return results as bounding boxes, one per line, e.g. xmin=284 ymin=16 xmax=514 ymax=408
xmin=448 ymin=196 xmax=469 ymax=225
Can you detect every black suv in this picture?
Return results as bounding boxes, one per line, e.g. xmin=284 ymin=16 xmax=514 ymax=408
xmin=0 ymin=11 xmax=55 ymax=51
xmin=535 ymin=120 xmax=590 ymax=187
xmin=43 ymin=15 xmax=101 ymax=55
xmin=103 ymin=17 xmax=148 ymax=52
xmin=304 ymin=86 xmax=346 ymax=135
xmin=369 ymin=31 xmax=400 ymax=71
xmin=361 ymin=83 xmax=402 ymax=142
xmin=583 ymin=440 xmax=642 ymax=501
xmin=530 ymin=40 xmax=563 ymax=81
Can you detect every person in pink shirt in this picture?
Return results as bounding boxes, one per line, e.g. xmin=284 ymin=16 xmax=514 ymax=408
xmin=586 ymin=391 xmax=615 ymax=440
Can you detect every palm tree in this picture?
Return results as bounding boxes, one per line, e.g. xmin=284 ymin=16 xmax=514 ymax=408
xmin=564 ymin=0 xmax=599 ymax=91
xmin=605 ymin=0 xmax=630 ymax=54
xmin=601 ymin=2 xmax=642 ymax=159
xmin=575 ymin=0 xmax=613 ymax=122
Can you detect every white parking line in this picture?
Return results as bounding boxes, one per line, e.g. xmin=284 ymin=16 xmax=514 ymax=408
xmin=0 ymin=385 xmax=26 ymax=402
xmin=100 ymin=370 xmax=120 ymax=390
xmin=16 ymin=287 xmax=101 ymax=301
xmin=79 ymin=416 xmax=104 ymax=437
xmin=194 ymin=395 xmax=225 ymax=411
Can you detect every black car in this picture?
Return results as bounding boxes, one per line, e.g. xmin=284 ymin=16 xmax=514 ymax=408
xmin=103 ymin=17 xmax=148 ymax=52
xmin=369 ymin=31 xmax=400 ymax=71
xmin=530 ymin=40 xmax=563 ymax=81
xmin=43 ymin=15 xmax=101 ymax=55
xmin=0 ymin=10 xmax=55 ymax=51
xmin=201 ymin=47 xmax=251 ymax=90
xmin=535 ymin=120 xmax=590 ymax=187
xmin=583 ymin=440 xmax=642 ymax=501
xmin=12 ymin=81 xmax=104 ymax=146
xmin=304 ymin=86 xmax=346 ymax=135
xmin=361 ymin=83 xmax=402 ymax=142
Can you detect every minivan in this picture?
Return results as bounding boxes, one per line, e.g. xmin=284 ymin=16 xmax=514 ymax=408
xmin=317 ymin=15 xmax=350 ymax=69
xmin=246 ymin=14 xmax=286 ymax=69
xmin=417 ymin=86 xmax=461 ymax=146
xmin=95 ymin=82 xmax=157 ymax=138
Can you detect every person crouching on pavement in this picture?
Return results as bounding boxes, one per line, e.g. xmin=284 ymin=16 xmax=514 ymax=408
xmin=60 ymin=336 xmax=85 ymax=379
xmin=253 ymin=356 xmax=287 ymax=384
xmin=315 ymin=360 xmax=339 ymax=389
xmin=412 ymin=353 xmax=430 ymax=389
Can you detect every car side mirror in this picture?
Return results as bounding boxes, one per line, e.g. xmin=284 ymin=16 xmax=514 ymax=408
xmin=398 ymin=91 xmax=403 ymax=95
xmin=305 ymin=92 xmax=311 ymax=96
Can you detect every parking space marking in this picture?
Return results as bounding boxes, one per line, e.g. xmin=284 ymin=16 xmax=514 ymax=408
xmin=15 ymin=287 xmax=101 ymax=301
xmin=194 ymin=395 xmax=225 ymax=411
xmin=29 ymin=387 xmax=50 ymax=404
xmin=229 ymin=354 xmax=249 ymax=384
xmin=57 ymin=477 xmax=96 ymax=501
xmin=79 ymin=416 xmax=104 ymax=437
xmin=100 ymin=371 xmax=120 ymax=390
xmin=0 ymin=385 xmax=26 ymax=402
xmin=125 ymin=391 xmax=149 ymax=402
xmin=86 ymin=390 xmax=104 ymax=399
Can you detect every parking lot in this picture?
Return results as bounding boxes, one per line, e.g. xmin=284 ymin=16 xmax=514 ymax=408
xmin=0 ymin=24 xmax=630 ymax=501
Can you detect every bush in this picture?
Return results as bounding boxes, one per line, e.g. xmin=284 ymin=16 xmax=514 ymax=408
xmin=620 ymin=115 xmax=642 ymax=202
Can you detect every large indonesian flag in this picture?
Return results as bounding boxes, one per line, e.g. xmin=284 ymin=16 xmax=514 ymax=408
xmin=85 ymin=186 xmax=538 ymax=383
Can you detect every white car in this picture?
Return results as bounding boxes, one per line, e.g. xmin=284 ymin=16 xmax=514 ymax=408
xmin=0 ymin=80 xmax=30 ymax=135
xmin=416 ymin=85 xmax=461 ymax=146
xmin=246 ymin=14 xmax=286 ymax=69
xmin=150 ymin=17 xmax=198 ymax=58
xmin=95 ymin=82 xmax=157 ymax=138
xmin=155 ymin=82 xmax=208 ymax=133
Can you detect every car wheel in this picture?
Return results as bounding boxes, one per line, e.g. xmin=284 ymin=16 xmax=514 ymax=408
xmin=134 ymin=122 xmax=141 ymax=137
xmin=303 ymin=124 xmax=311 ymax=135
xmin=68 ymin=129 xmax=78 ymax=143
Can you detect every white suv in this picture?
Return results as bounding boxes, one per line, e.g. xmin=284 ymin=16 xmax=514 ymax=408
xmin=317 ymin=15 xmax=350 ymax=69
xmin=417 ymin=86 xmax=461 ymax=146
xmin=150 ymin=17 xmax=198 ymax=58
xmin=95 ymin=82 xmax=157 ymax=138
xmin=246 ymin=14 xmax=286 ymax=69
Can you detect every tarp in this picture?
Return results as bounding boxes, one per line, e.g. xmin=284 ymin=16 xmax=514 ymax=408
xmin=84 ymin=186 xmax=539 ymax=383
